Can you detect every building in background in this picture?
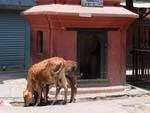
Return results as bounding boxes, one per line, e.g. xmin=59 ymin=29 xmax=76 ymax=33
xmin=23 ymin=0 xmax=138 ymax=85
xmin=0 ymin=0 xmax=34 ymax=71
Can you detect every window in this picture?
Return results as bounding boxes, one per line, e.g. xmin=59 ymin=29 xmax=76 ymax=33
xmin=37 ymin=30 xmax=43 ymax=54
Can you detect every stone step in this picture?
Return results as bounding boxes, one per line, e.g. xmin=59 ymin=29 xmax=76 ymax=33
xmin=49 ymin=85 xmax=126 ymax=95
xmin=77 ymin=79 xmax=109 ymax=87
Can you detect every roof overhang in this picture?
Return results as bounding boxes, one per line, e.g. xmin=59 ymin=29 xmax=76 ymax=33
xmin=22 ymin=4 xmax=138 ymax=18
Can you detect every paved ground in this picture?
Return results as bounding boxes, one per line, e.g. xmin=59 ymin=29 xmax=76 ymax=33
xmin=1 ymin=72 xmax=150 ymax=113
xmin=1 ymin=95 xmax=150 ymax=113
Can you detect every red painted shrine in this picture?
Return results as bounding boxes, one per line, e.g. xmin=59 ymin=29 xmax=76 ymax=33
xmin=23 ymin=0 xmax=138 ymax=85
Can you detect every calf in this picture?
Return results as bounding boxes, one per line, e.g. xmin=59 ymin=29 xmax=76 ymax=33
xmin=23 ymin=57 xmax=67 ymax=106
xmin=49 ymin=60 xmax=77 ymax=104
xmin=64 ymin=60 xmax=77 ymax=103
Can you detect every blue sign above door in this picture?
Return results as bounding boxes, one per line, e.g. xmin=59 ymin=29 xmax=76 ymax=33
xmin=81 ymin=0 xmax=103 ymax=7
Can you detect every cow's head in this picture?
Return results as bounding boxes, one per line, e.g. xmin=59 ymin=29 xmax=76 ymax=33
xmin=23 ymin=89 xmax=32 ymax=107
xmin=65 ymin=60 xmax=77 ymax=76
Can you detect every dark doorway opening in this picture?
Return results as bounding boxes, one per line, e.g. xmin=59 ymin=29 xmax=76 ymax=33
xmin=77 ymin=30 xmax=107 ymax=79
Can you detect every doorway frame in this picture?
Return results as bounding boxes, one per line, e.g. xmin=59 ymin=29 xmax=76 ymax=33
xmin=77 ymin=29 xmax=108 ymax=79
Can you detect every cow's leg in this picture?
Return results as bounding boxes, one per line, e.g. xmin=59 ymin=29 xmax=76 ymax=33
xmin=43 ymin=86 xmax=48 ymax=105
xmin=33 ymin=91 xmax=38 ymax=105
xmin=51 ymin=85 xmax=61 ymax=105
xmin=45 ymin=85 xmax=49 ymax=103
xmin=35 ymin=88 xmax=42 ymax=106
xmin=63 ymin=84 xmax=68 ymax=104
xmin=72 ymin=76 xmax=77 ymax=103
xmin=62 ymin=77 xmax=68 ymax=104
xmin=42 ymin=85 xmax=50 ymax=105
xmin=55 ymin=85 xmax=61 ymax=101
xmin=59 ymin=69 xmax=68 ymax=104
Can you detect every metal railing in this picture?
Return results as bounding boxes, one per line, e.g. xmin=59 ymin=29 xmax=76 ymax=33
xmin=131 ymin=48 xmax=150 ymax=80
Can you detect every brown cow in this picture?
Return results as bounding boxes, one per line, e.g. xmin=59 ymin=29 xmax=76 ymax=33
xmin=64 ymin=60 xmax=77 ymax=103
xmin=49 ymin=60 xmax=77 ymax=104
xmin=23 ymin=57 xmax=67 ymax=106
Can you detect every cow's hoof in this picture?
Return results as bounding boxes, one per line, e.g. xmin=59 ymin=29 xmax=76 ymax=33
xmin=51 ymin=101 xmax=56 ymax=105
xmin=62 ymin=100 xmax=67 ymax=105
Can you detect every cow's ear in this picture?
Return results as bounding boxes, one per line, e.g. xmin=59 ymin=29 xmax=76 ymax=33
xmin=23 ymin=90 xmax=29 ymax=96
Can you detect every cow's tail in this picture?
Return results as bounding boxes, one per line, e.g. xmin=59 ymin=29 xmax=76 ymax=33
xmin=66 ymin=75 xmax=77 ymax=103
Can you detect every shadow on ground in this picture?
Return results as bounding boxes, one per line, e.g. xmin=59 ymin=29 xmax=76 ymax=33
xmin=10 ymin=99 xmax=68 ymax=107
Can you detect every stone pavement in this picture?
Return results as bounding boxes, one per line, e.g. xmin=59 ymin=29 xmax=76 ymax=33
xmin=0 ymin=72 xmax=150 ymax=107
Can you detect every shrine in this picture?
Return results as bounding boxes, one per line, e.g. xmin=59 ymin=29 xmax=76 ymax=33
xmin=23 ymin=0 xmax=138 ymax=85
